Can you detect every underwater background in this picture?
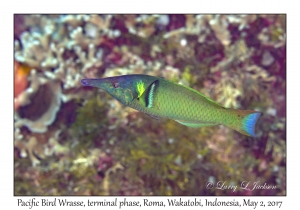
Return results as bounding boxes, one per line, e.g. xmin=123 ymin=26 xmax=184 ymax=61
xmin=14 ymin=14 xmax=286 ymax=195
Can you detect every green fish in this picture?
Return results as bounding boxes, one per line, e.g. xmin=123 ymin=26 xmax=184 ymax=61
xmin=81 ymin=74 xmax=261 ymax=137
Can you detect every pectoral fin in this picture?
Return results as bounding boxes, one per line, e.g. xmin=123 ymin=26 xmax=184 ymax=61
xmin=139 ymin=80 xmax=159 ymax=108
xmin=175 ymin=120 xmax=217 ymax=128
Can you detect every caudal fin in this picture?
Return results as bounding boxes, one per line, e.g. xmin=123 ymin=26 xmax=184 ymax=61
xmin=228 ymin=109 xmax=262 ymax=137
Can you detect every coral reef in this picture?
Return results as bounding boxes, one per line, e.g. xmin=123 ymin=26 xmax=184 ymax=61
xmin=14 ymin=14 xmax=286 ymax=196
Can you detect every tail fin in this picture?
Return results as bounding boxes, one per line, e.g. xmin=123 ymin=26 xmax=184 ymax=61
xmin=228 ymin=109 xmax=262 ymax=137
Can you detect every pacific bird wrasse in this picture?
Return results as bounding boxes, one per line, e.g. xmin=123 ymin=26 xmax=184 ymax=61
xmin=81 ymin=74 xmax=261 ymax=137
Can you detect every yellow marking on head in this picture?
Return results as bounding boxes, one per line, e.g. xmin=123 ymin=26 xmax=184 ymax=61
xmin=136 ymin=81 xmax=145 ymax=97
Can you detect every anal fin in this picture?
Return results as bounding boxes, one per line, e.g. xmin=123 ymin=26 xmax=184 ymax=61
xmin=175 ymin=120 xmax=217 ymax=128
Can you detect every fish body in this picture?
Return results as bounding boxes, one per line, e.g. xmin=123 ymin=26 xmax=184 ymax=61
xmin=81 ymin=74 xmax=261 ymax=137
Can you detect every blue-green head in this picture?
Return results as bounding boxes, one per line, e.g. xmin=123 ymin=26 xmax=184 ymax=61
xmin=81 ymin=75 xmax=157 ymax=105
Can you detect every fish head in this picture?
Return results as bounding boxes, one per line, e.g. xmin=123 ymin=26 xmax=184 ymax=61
xmin=81 ymin=76 xmax=141 ymax=105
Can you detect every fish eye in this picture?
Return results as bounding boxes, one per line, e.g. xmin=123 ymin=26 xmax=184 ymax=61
xmin=112 ymin=81 xmax=119 ymax=88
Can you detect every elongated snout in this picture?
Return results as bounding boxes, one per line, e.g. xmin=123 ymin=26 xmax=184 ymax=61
xmin=81 ymin=78 xmax=107 ymax=88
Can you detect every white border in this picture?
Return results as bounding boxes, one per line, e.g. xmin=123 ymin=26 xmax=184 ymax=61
xmin=2 ymin=0 xmax=296 ymax=209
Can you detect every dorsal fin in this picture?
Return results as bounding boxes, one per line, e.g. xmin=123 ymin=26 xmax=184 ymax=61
xmin=139 ymin=80 xmax=159 ymax=108
xmin=178 ymin=83 xmax=225 ymax=108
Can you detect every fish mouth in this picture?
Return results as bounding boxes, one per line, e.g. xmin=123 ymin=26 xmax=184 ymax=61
xmin=81 ymin=79 xmax=95 ymax=86
xmin=81 ymin=79 xmax=91 ymax=86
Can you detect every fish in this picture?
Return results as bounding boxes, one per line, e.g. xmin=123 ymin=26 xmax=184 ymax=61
xmin=81 ymin=74 xmax=261 ymax=137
